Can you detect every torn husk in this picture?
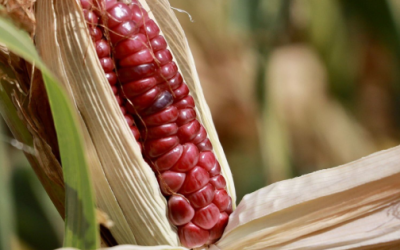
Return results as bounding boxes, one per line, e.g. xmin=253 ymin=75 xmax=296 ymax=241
xmin=34 ymin=0 xmax=235 ymax=246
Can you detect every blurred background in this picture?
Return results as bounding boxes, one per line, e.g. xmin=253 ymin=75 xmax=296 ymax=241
xmin=2 ymin=0 xmax=400 ymax=249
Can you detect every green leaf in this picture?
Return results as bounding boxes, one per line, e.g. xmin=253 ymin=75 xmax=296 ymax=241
xmin=0 ymin=17 xmax=99 ymax=249
xmin=0 ymin=120 xmax=14 ymax=250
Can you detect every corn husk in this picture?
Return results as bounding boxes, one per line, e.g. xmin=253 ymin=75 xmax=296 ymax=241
xmin=34 ymin=0 xmax=235 ymax=246
xmin=210 ymin=146 xmax=400 ymax=250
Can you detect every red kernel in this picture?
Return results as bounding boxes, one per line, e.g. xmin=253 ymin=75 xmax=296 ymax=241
xmin=191 ymin=125 xmax=207 ymax=145
xmin=209 ymin=212 xmax=229 ymax=242
xmin=172 ymin=82 xmax=190 ymax=101
xmin=130 ymin=4 xmax=149 ymax=27
xmin=187 ymin=183 xmax=215 ymax=209
xmin=174 ymin=95 xmax=195 ymax=109
xmin=99 ymin=57 xmax=115 ymax=72
xmin=192 ymin=203 xmax=220 ymax=230
xmin=95 ymin=39 xmax=111 ymax=58
xmin=154 ymin=145 xmax=183 ymax=171
xmin=213 ymin=189 xmax=230 ymax=211
xmin=140 ymin=91 xmax=173 ymax=116
xmin=107 ymin=3 xmax=132 ymax=28
xmin=159 ymin=171 xmax=186 ymax=195
xmin=122 ymin=77 xmax=157 ymax=98
xmin=209 ymin=175 xmax=227 ymax=189
xmin=177 ymin=120 xmax=201 ymax=143
xmin=176 ymin=108 xmax=196 ymax=126
xmin=110 ymin=20 xmax=139 ymax=44
xmin=88 ymin=26 xmax=103 ymax=41
xmin=140 ymin=19 xmax=160 ymax=39
xmin=166 ymin=73 xmax=183 ymax=90
xmin=142 ymin=106 xmax=178 ymax=126
xmin=119 ymin=48 xmax=154 ymax=67
xmin=144 ymin=123 xmax=178 ymax=140
xmin=103 ymin=0 xmax=118 ymax=10
xmin=198 ymin=151 xmax=217 ymax=172
xmin=168 ymin=195 xmax=194 ymax=226
xmin=179 ymin=222 xmax=209 ymax=249
xmin=130 ymin=126 xmax=141 ymax=141
xmin=197 ymin=138 xmax=213 ymax=152
xmin=209 ymin=162 xmax=221 ymax=177
xmin=118 ymin=63 xmax=156 ymax=83
xmin=83 ymin=9 xmax=99 ymax=25
xmin=179 ymin=166 xmax=210 ymax=194
xmin=155 ymin=49 xmax=173 ymax=66
xmin=171 ymin=143 xmax=199 ymax=172
xmin=114 ymin=33 xmax=147 ymax=59
xmin=105 ymin=72 xmax=117 ymax=85
xmin=150 ymin=35 xmax=167 ymax=52
xmin=129 ymin=86 xmax=161 ymax=111
xmin=155 ymin=62 xmax=178 ymax=83
xmin=144 ymin=136 xmax=179 ymax=158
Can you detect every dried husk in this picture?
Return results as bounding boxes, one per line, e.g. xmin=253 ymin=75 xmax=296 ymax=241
xmin=210 ymin=146 xmax=400 ymax=250
xmin=34 ymin=0 xmax=235 ymax=246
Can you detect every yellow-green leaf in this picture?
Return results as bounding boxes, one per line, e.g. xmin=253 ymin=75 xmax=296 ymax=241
xmin=0 ymin=16 xmax=99 ymax=250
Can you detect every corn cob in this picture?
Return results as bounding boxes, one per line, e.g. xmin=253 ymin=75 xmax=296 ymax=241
xmin=80 ymin=0 xmax=232 ymax=247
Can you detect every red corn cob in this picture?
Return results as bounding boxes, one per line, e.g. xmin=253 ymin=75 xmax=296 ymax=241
xmin=80 ymin=0 xmax=232 ymax=248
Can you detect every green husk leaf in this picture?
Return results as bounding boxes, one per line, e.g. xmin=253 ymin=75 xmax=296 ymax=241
xmin=0 ymin=16 xmax=99 ymax=249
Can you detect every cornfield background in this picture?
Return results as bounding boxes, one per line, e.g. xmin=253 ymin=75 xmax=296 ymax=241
xmin=2 ymin=0 xmax=400 ymax=249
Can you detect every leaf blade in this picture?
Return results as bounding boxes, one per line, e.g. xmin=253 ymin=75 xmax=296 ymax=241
xmin=0 ymin=17 xmax=99 ymax=250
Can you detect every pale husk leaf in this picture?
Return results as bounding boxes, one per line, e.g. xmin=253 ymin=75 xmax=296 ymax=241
xmin=211 ymin=146 xmax=400 ymax=250
xmin=141 ymin=0 xmax=237 ymax=207
xmin=35 ymin=0 xmax=178 ymax=246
